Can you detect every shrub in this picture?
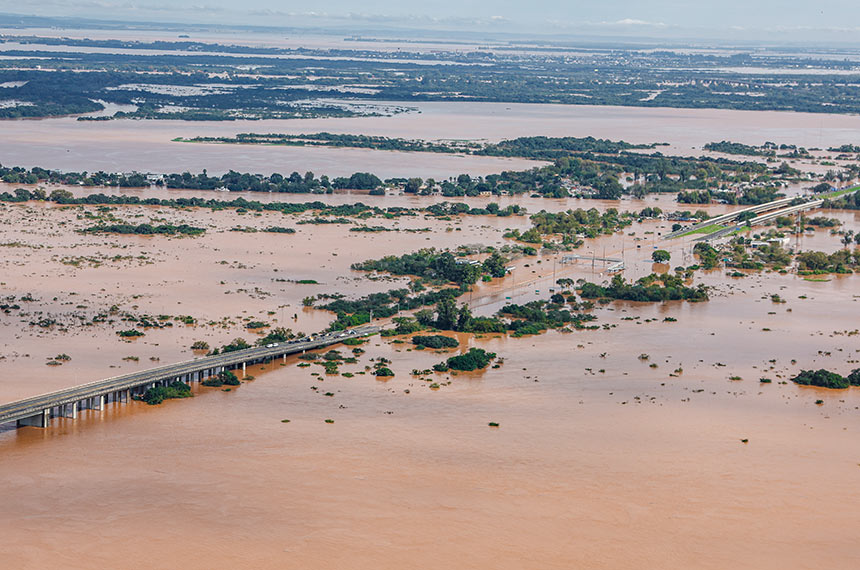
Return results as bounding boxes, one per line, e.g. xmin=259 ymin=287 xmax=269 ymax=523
xmin=203 ymin=370 xmax=240 ymax=387
xmin=117 ymin=329 xmax=144 ymax=337
xmin=441 ymin=348 xmax=496 ymax=372
xmin=792 ymin=369 xmax=852 ymax=389
xmin=411 ymin=335 xmax=459 ymax=349
xmin=141 ymin=381 xmax=192 ymax=405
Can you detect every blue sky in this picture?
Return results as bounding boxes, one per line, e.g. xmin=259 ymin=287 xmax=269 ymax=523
xmin=2 ymin=1 xmax=859 ymax=42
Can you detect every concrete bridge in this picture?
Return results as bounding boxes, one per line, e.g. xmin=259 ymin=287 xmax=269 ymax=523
xmin=692 ymin=198 xmax=826 ymax=243
xmin=664 ymin=196 xmax=800 ymax=239
xmin=667 ymin=185 xmax=859 ymax=241
xmin=0 ymin=325 xmax=379 ymax=429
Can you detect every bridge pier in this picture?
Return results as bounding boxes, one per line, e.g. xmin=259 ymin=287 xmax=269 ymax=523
xmin=17 ymin=409 xmax=49 ymax=428
xmin=1 ymin=328 xmax=377 ymax=431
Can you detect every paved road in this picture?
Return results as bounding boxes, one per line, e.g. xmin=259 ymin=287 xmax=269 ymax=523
xmin=0 ymin=325 xmax=379 ymax=426
xmin=665 ymin=197 xmax=799 ymax=239
xmin=693 ymin=199 xmax=826 ymax=243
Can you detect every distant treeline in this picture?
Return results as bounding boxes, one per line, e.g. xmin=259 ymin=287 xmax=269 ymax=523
xmin=0 ymin=189 xmax=526 ymax=219
xmin=179 ymin=132 xmax=474 ymax=154
xmin=6 ymin=38 xmax=860 ymax=120
xmin=703 ymin=141 xmax=804 ymax=158
xmin=82 ymin=223 xmax=205 ymax=236
xmin=0 ymin=133 xmax=798 ymax=202
xmin=677 ymin=187 xmax=785 ymax=206
xmin=179 ymin=133 xmax=655 ymax=160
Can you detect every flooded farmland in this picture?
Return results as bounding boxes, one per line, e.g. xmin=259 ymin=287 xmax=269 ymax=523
xmin=0 ymin=186 xmax=858 ymax=568
xmin=0 ymin=34 xmax=859 ymax=567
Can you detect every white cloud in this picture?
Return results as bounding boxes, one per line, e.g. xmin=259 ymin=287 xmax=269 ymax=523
xmin=610 ymin=18 xmax=666 ymax=27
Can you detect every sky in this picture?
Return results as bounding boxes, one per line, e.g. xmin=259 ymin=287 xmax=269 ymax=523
xmin=2 ymin=1 xmax=860 ymax=43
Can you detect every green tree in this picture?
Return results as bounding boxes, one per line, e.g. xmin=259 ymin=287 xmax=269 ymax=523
xmin=652 ymin=250 xmax=671 ymax=263
xmin=404 ymin=177 xmax=423 ymax=193
xmin=456 ymin=305 xmax=473 ymax=331
xmin=435 ymin=297 xmax=458 ymax=330
xmin=482 ymin=252 xmax=508 ymax=278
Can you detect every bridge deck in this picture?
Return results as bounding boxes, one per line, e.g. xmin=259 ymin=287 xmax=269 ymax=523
xmin=0 ymin=326 xmax=378 ymax=426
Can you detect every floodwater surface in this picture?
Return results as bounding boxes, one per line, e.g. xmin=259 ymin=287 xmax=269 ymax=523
xmin=0 ymin=194 xmax=859 ymax=569
xmin=2 ymin=101 xmax=860 ymax=177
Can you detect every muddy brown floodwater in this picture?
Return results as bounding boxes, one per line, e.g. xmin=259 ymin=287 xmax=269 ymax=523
xmin=3 ymin=100 xmax=860 ymax=177
xmin=1 ymin=180 xmax=859 ymax=566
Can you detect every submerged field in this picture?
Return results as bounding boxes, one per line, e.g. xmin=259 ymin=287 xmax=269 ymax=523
xmin=2 ymin=28 xmax=860 ymax=564
xmin=0 ymin=185 xmax=858 ymax=569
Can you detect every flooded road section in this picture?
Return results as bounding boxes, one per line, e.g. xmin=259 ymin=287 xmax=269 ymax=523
xmin=0 ymin=194 xmax=858 ymax=569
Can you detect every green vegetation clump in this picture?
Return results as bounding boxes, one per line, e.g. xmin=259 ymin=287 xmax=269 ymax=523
xmin=437 ymin=348 xmax=497 ymax=372
xmin=202 ymin=370 xmax=241 ymax=387
xmin=411 ymin=335 xmax=459 ymax=349
xmin=375 ymin=367 xmax=395 ymax=377
xmin=82 ymin=223 xmax=205 ymax=236
xmin=256 ymin=327 xmax=296 ymax=346
xmin=791 ymin=369 xmax=860 ymax=390
xmin=499 ymin=299 xmax=597 ymax=335
xmin=140 ymin=381 xmax=192 ymax=405
xmin=579 ymin=274 xmax=708 ymax=303
xmin=703 ymin=141 xmax=771 ymax=157
xmin=678 ymin=187 xmax=785 ymax=206
xmin=693 ymin=242 xmax=720 ymax=269
xmin=382 ymin=317 xmax=425 ymax=336
xmin=116 ymin=329 xmax=144 ymax=337
xmin=322 ymin=284 xmax=462 ymax=330
xmin=717 ymin=238 xmax=791 ymax=271
xmin=509 ymin=208 xmax=634 ymax=243
xmin=796 ymin=250 xmax=859 ymax=274
xmin=209 ymin=338 xmax=250 ymax=355
xmin=352 ymin=249 xmax=505 ymax=287
xmin=322 ymin=350 xmax=343 ymax=361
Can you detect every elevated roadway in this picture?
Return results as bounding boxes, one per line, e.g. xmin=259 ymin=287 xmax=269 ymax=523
xmin=665 ymin=196 xmax=799 ymax=239
xmin=0 ymin=325 xmax=379 ymax=429
xmin=693 ymin=199 xmax=825 ymax=242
